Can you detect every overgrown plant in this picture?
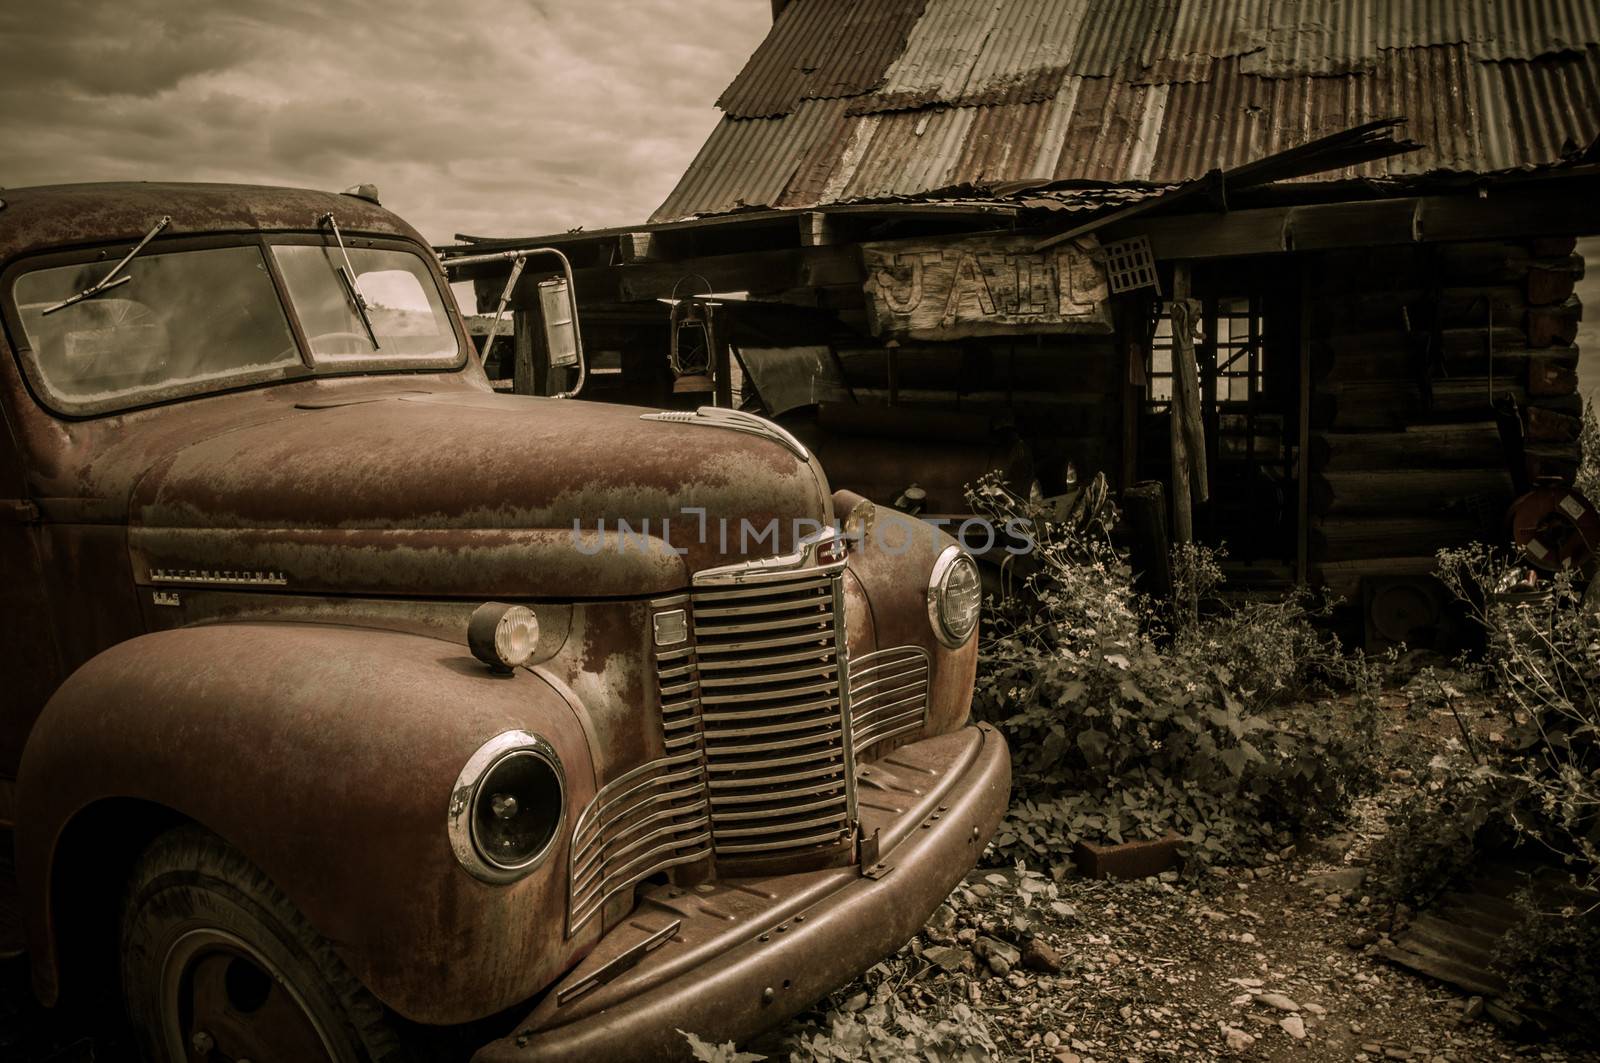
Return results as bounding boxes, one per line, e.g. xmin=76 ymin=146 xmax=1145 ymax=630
xmin=1493 ymin=889 xmax=1600 ymax=1028
xmin=1577 ymin=398 xmax=1600 ymax=507
xmin=1427 ymin=545 xmax=1600 ymax=886
xmin=1364 ymin=544 xmax=1600 ymax=1018
xmin=966 ymin=474 xmax=1381 ymax=868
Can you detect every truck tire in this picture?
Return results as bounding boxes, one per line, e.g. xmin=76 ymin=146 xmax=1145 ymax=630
xmin=120 ymin=825 xmax=410 ymax=1063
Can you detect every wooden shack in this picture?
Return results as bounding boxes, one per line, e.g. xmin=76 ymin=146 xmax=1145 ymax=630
xmin=448 ymin=0 xmax=1600 ymax=642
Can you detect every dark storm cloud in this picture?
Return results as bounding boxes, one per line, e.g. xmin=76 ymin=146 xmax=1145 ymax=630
xmin=0 ymin=0 xmax=771 ymax=241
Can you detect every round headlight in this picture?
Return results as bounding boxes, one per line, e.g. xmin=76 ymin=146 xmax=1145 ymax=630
xmin=928 ymin=546 xmax=981 ymax=647
xmin=468 ymin=602 xmax=539 ymax=673
xmin=448 ymin=730 xmax=565 ymax=884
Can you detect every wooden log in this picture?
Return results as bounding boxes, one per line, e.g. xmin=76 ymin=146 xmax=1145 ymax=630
xmin=1525 ymin=443 xmax=1581 ymax=484
xmin=1526 ymin=296 xmax=1582 ymax=348
xmin=1310 ymin=246 xmax=1428 ymax=293
xmin=1311 ymin=468 xmax=1515 ymax=517
xmin=1313 ymin=515 xmax=1495 ymax=562
xmin=1433 ymin=240 xmax=1532 ymax=278
xmin=1528 ymin=355 xmax=1579 ymax=397
xmin=1310 ymin=291 xmax=1417 ymax=334
xmin=1434 ymin=243 xmax=1584 ymax=285
xmin=1315 ymin=556 xmax=1445 ymax=604
xmin=1343 ymin=347 xmax=1564 ymax=384
xmin=1311 ymin=334 xmax=1567 ymax=385
xmin=1524 ymin=406 xmax=1581 ymax=443
xmin=1435 ymin=285 xmax=1530 ymax=328
xmin=1311 ymin=333 xmax=1419 ymax=383
xmin=1438 ymin=326 xmax=1535 ymax=358
xmin=1314 ymin=285 xmax=1582 ymax=336
xmin=1314 ymin=379 xmax=1581 ymax=430
xmin=1310 ymin=423 xmax=1507 ymax=471
xmin=1529 ymin=236 xmax=1578 ymax=258
xmin=1527 ymin=264 xmax=1579 ymax=306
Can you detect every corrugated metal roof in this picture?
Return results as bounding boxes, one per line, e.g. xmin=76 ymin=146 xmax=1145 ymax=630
xmin=656 ymin=98 xmax=851 ymax=219
xmin=654 ymin=0 xmax=1600 ymax=221
xmin=1476 ymin=42 xmax=1600 ymax=169
xmin=717 ymin=0 xmax=927 ymax=118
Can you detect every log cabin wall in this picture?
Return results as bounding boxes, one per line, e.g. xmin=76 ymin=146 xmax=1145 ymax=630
xmin=830 ymin=334 xmax=1123 ymax=496
xmin=1306 ymin=237 xmax=1585 ymax=604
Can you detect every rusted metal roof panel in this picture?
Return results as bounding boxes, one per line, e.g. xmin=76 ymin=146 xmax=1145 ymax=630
xmin=658 ymin=0 xmax=1600 ymax=220
xmin=837 ymin=107 xmax=980 ymax=200
xmin=1148 ymin=45 xmax=1490 ymax=182
xmin=1476 ymin=42 xmax=1600 ymax=169
xmin=1068 ymin=0 xmax=1176 ymax=77
xmin=1476 ymin=0 xmax=1600 ymax=59
xmin=654 ymin=99 xmax=851 ymax=221
xmin=853 ymin=0 xmax=1087 ymax=112
xmin=1050 ymin=76 xmax=1171 ymax=182
xmin=716 ymin=0 xmax=926 ymax=119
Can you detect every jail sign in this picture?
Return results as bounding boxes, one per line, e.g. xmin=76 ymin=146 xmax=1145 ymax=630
xmin=861 ymin=234 xmax=1113 ymax=341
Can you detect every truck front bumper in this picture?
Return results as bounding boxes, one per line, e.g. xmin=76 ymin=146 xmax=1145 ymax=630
xmin=471 ymin=722 xmax=1010 ymax=1063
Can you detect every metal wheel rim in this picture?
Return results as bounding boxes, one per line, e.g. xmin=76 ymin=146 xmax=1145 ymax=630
xmin=160 ymin=926 xmax=341 ymax=1063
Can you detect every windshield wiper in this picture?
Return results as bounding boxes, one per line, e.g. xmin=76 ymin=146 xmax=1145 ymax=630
xmin=317 ymin=212 xmax=380 ymax=349
xmin=42 ymin=215 xmax=171 ymax=316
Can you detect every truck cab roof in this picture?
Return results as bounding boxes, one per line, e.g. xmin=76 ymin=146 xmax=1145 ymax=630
xmin=0 ymin=181 xmax=425 ymax=266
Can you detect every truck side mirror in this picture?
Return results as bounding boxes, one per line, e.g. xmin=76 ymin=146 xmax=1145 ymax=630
xmin=538 ymin=277 xmax=580 ymax=370
xmin=439 ymin=246 xmax=587 ymax=399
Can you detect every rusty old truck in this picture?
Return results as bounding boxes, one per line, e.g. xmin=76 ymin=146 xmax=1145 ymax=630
xmin=0 ymin=182 xmax=1009 ymax=1061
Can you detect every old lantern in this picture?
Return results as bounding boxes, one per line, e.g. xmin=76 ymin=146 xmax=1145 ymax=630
xmin=668 ymin=275 xmax=718 ymax=395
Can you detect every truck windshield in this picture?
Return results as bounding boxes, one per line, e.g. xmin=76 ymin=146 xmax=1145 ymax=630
xmin=12 ymin=244 xmax=303 ymax=412
xmin=271 ymin=245 xmax=459 ymax=365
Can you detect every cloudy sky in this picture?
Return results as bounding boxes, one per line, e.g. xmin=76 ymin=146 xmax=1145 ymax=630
xmin=0 ymin=0 xmax=770 ymax=245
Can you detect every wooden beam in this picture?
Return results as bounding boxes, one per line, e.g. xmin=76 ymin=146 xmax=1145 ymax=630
xmin=1099 ymin=180 xmax=1600 ymax=261
xmin=800 ymin=212 xmax=839 ymax=247
xmin=1297 ymin=272 xmax=1311 ymax=585
xmin=1169 ymin=266 xmax=1195 ymax=546
xmin=531 ymin=245 xmax=865 ymax=307
xmin=1169 ymin=279 xmax=1208 ymax=506
xmin=617 ymin=232 xmax=662 ymax=264
xmin=512 ymin=308 xmax=546 ymax=397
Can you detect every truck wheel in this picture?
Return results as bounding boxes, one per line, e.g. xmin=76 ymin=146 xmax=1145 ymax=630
xmin=120 ymin=826 xmax=409 ymax=1063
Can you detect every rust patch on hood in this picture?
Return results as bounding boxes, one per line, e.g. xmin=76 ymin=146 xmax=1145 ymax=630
xmin=126 ymin=389 xmax=832 ymax=596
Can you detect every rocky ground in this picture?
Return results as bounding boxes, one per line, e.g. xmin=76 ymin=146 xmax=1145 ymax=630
xmin=758 ymin=685 xmax=1600 ymax=1063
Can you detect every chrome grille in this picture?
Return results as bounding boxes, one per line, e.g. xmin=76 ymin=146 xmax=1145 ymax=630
xmin=566 ymin=746 xmax=711 ymax=936
xmin=565 ymin=550 xmax=899 ymax=937
xmin=692 ymin=571 xmax=855 ymax=856
xmin=849 ymin=646 xmax=930 ymax=751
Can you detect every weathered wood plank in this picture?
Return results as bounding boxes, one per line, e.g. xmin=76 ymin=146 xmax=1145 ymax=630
xmin=617 ymin=232 xmax=662 ymax=264
xmin=1315 ymin=556 xmax=1441 ymax=601
xmin=1313 ymin=515 xmax=1494 ymax=562
xmin=1526 ymin=295 xmax=1582 ymax=347
xmin=1311 ymin=423 xmax=1507 ymax=471
xmin=1101 ymin=185 xmax=1600 ymax=261
xmin=1312 ymin=467 xmax=1514 ymax=517
xmin=537 ymin=244 xmax=866 ymax=305
xmin=1313 ymin=379 xmax=1582 ymax=430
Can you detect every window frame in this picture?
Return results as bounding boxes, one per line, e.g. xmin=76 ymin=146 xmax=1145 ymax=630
xmin=266 ymin=234 xmax=466 ymax=374
xmin=1 ymin=231 xmax=467 ymax=419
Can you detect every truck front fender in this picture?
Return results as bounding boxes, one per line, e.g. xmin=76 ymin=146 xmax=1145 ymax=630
xmin=17 ymin=621 xmax=600 ymax=1023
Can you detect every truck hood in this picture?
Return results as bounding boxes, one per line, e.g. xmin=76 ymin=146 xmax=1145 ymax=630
xmin=128 ymin=391 xmax=833 ymax=599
